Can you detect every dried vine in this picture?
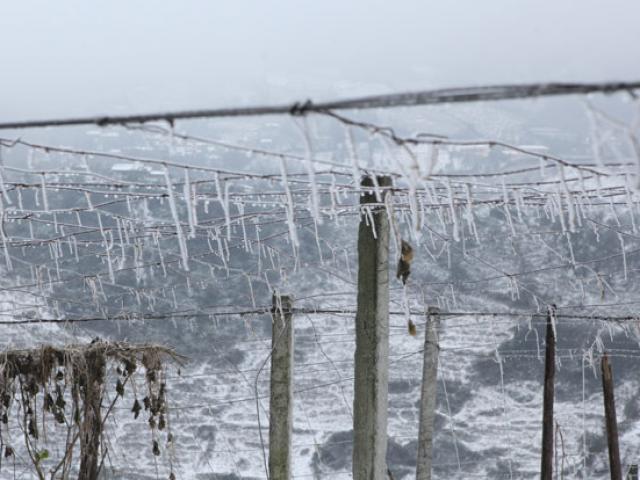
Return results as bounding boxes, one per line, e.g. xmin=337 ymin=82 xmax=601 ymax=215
xmin=0 ymin=341 xmax=185 ymax=480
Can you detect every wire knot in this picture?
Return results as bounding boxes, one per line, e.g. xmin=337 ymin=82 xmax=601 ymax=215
xmin=289 ymin=99 xmax=314 ymax=116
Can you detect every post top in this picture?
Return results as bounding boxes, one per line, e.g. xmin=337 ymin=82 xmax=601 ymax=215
xmin=360 ymin=175 xmax=393 ymax=188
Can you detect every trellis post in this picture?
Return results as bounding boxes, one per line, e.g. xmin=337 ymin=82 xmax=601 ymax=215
xmin=541 ymin=305 xmax=556 ymax=480
xmin=416 ymin=306 xmax=440 ymax=480
xmin=602 ymin=353 xmax=622 ymax=480
xmin=269 ymin=293 xmax=294 ymax=480
xmin=353 ymin=176 xmax=392 ymax=480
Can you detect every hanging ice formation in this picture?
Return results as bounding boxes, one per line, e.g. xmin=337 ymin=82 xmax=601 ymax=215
xmin=214 ymin=172 xmax=232 ymax=241
xmin=297 ymin=117 xmax=321 ymax=223
xmin=278 ymin=157 xmax=299 ymax=249
xmin=183 ymin=169 xmax=197 ymax=239
xmin=164 ymin=167 xmax=190 ymax=271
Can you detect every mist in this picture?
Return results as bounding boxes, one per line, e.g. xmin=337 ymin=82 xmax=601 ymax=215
xmin=1 ymin=0 xmax=639 ymax=121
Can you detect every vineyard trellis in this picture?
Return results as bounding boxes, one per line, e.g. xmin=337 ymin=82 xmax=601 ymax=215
xmin=0 ymin=81 xmax=638 ymax=478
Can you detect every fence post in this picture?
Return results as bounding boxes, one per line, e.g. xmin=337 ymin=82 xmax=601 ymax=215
xmin=416 ymin=307 xmax=440 ymax=480
xmin=541 ymin=305 xmax=556 ymax=480
xmin=269 ymin=294 xmax=294 ymax=480
xmin=353 ymin=176 xmax=392 ymax=480
xmin=602 ymin=352 xmax=622 ymax=480
xmin=627 ymin=465 xmax=638 ymax=480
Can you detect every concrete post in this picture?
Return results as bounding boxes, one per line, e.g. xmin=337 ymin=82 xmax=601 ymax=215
xmin=353 ymin=176 xmax=392 ymax=480
xmin=269 ymin=294 xmax=294 ymax=480
xmin=416 ymin=307 xmax=440 ymax=480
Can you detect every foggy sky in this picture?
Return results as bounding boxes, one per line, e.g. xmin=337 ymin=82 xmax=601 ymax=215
xmin=1 ymin=0 xmax=639 ymax=121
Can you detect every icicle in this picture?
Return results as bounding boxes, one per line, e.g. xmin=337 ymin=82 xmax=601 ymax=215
xmin=246 ymin=274 xmax=256 ymax=308
xmin=363 ymin=206 xmax=377 ymax=239
xmin=84 ymin=191 xmax=94 ymax=211
xmin=427 ymin=143 xmax=439 ymax=178
xmin=513 ymin=188 xmax=524 ymax=223
xmin=171 ymin=288 xmax=178 ymax=309
xmin=255 ymin=224 xmax=262 ymax=274
xmin=40 ymin=173 xmax=49 ymax=212
xmin=186 ymin=275 xmax=193 ymax=297
xmin=72 ymin=235 xmax=79 ymax=262
xmin=206 ymin=228 xmax=215 ymax=253
xmin=446 ymin=179 xmax=460 ymax=241
xmin=370 ymin=174 xmax=383 ymax=203
xmin=609 ymin=197 xmax=622 ymax=226
xmin=566 ymin=233 xmax=576 ymax=268
xmin=555 ymin=191 xmax=567 ymax=233
xmin=296 ymin=117 xmax=321 ymax=223
xmin=511 ymin=276 xmax=520 ymax=300
xmin=329 ymin=175 xmax=337 ymax=219
xmin=51 ymin=243 xmax=62 ymax=280
xmin=624 ymin=174 xmax=637 ymax=233
xmin=16 ymin=187 xmax=23 ymax=211
xmin=559 ymin=166 xmax=576 ymax=232
xmin=116 ymin=218 xmax=126 ymax=268
xmin=449 ymin=283 xmax=458 ymax=307
xmin=164 ymin=167 xmax=190 ymax=271
xmin=0 ymin=168 xmax=11 ymax=205
xmin=214 ymin=172 xmax=232 ymax=241
xmin=278 ymin=157 xmax=299 ymax=249
xmin=578 ymin=169 xmax=586 ymax=196
xmin=501 ymin=177 xmax=515 ymax=235
xmin=627 ymin=131 xmax=640 ymax=190
xmin=377 ymin=189 xmax=397 ymax=252
xmin=345 ymin=126 xmax=361 ymax=187
xmin=236 ymin=202 xmax=251 ymax=252
xmin=154 ymin=231 xmax=167 ymax=277
xmin=104 ymin=234 xmax=115 ymax=283
xmin=404 ymin=147 xmax=422 ymax=240
xmin=0 ymin=199 xmax=12 ymax=272
xmin=619 ymin=232 xmax=628 ymax=281
xmin=183 ymin=169 xmax=197 ymax=239
xmin=464 ymin=183 xmax=480 ymax=243
xmin=214 ymin=227 xmax=228 ymax=274
xmin=313 ymin=218 xmax=324 ymax=265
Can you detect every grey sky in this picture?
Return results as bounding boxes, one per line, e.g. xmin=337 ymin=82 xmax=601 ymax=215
xmin=1 ymin=0 xmax=639 ymax=121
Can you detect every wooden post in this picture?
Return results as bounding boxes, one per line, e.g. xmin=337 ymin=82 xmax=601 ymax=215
xmin=269 ymin=294 xmax=294 ymax=480
xmin=353 ymin=176 xmax=392 ymax=480
xmin=416 ymin=307 xmax=440 ymax=480
xmin=78 ymin=348 xmax=105 ymax=480
xmin=602 ymin=353 xmax=622 ymax=480
xmin=540 ymin=305 xmax=556 ymax=480
xmin=627 ymin=465 xmax=639 ymax=480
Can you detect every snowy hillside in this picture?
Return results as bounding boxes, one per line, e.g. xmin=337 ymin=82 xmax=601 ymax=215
xmin=1 ymin=95 xmax=640 ymax=480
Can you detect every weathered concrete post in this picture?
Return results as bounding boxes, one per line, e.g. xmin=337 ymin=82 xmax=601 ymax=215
xmin=416 ymin=307 xmax=440 ymax=480
xmin=269 ymin=294 xmax=294 ymax=480
xmin=541 ymin=305 xmax=556 ymax=480
xmin=602 ymin=353 xmax=622 ymax=480
xmin=353 ymin=176 xmax=392 ymax=480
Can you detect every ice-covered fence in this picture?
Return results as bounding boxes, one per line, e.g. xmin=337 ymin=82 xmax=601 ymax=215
xmin=0 ymin=82 xmax=638 ymax=478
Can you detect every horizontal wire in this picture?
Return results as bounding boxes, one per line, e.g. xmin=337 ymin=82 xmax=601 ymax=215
xmin=1 ymin=307 xmax=638 ymax=325
xmin=0 ymin=81 xmax=637 ymax=130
